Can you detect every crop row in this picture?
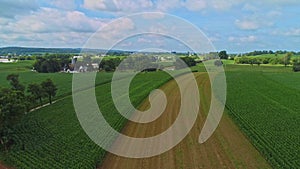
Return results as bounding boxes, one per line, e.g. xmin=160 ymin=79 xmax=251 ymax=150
xmin=0 ymin=71 xmax=173 ymax=168
xmin=226 ymin=71 xmax=300 ymax=168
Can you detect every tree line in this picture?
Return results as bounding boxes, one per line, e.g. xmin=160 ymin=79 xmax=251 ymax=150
xmin=234 ymin=52 xmax=298 ymax=66
xmin=243 ymin=50 xmax=300 ymax=56
xmin=98 ymin=56 xmax=162 ymax=72
xmin=33 ymin=54 xmax=72 ymax=73
xmin=0 ymin=74 xmax=57 ymax=151
xmin=98 ymin=56 xmax=197 ymax=72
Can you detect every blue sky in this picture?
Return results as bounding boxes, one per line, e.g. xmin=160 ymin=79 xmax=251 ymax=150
xmin=0 ymin=0 xmax=299 ymax=53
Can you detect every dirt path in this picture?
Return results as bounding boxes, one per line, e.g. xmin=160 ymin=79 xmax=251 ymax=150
xmin=99 ymin=72 xmax=270 ymax=169
xmin=0 ymin=162 xmax=11 ymax=169
xmin=28 ymin=100 xmax=58 ymax=113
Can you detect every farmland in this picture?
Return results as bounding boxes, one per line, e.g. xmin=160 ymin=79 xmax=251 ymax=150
xmin=0 ymin=61 xmax=299 ymax=168
xmin=0 ymin=61 xmax=114 ymax=99
xmin=100 ymin=72 xmax=271 ymax=169
xmin=225 ymin=64 xmax=300 ymax=168
xmin=0 ymin=61 xmax=173 ymax=168
xmin=99 ymin=64 xmax=300 ymax=169
xmin=1 ymin=0 xmax=300 ymax=168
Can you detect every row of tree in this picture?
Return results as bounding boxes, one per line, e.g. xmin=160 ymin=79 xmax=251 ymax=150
xmin=97 ymin=56 xmax=198 ymax=72
xmin=33 ymin=54 xmax=75 ymax=73
xmin=175 ymin=57 xmax=197 ymax=69
xmin=243 ymin=50 xmax=300 ymax=56
xmin=34 ymin=59 xmax=63 ymax=73
xmin=31 ymin=52 xmax=214 ymax=73
xmin=234 ymin=53 xmax=297 ymax=67
xmin=98 ymin=56 xmax=162 ymax=72
xmin=0 ymin=75 xmax=57 ymax=150
xmin=98 ymin=57 xmax=122 ymax=71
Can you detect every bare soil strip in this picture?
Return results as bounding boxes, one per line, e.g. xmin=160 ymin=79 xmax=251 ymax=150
xmin=0 ymin=162 xmax=11 ymax=169
xmin=100 ymin=72 xmax=271 ymax=169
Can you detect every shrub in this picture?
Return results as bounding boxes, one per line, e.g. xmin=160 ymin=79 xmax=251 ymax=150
xmin=293 ymin=64 xmax=300 ymax=72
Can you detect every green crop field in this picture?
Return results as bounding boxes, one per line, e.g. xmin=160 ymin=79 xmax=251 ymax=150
xmin=224 ymin=64 xmax=300 ymax=168
xmin=0 ymin=61 xmax=116 ymax=99
xmin=0 ymin=61 xmax=299 ymax=169
xmin=192 ymin=63 xmax=300 ymax=168
xmin=0 ymin=61 xmax=173 ymax=168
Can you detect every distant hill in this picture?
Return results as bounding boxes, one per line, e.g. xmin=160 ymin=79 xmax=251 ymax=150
xmin=0 ymin=47 xmax=133 ymax=56
xmin=0 ymin=47 xmax=84 ymax=56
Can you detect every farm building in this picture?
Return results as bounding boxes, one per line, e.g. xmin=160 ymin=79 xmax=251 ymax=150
xmin=0 ymin=59 xmax=14 ymax=63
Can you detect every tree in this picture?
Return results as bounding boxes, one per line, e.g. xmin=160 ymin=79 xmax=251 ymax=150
xmin=99 ymin=58 xmax=120 ymax=72
xmin=283 ymin=52 xmax=292 ymax=67
xmin=292 ymin=57 xmax=300 ymax=72
xmin=175 ymin=57 xmax=196 ymax=69
xmin=41 ymin=79 xmax=57 ymax=104
xmin=214 ymin=60 xmax=223 ymax=67
xmin=28 ymin=83 xmax=45 ymax=106
xmin=218 ymin=50 xmax=229 ymax=60
xmin=6 ymin=74 xmax=25 ymax=92
xmin=0 ymin=76 xmax=26 ymax=150
xmin=83 ymin=56 xmax=92 ymax=64
xmin=293 ymin=63 xmax=300 ymax=72
xmin=33 ymin=57 xmax=68 ymax=73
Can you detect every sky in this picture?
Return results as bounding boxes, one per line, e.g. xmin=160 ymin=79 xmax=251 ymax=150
xmin=0 ymin=0 xmax=300 ymax=53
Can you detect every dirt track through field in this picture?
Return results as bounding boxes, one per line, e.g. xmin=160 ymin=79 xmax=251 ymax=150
xmin=0 ymin=163 xmax=11 ymax=169
xmin=99 ymin=73 xmax=270 ymax=169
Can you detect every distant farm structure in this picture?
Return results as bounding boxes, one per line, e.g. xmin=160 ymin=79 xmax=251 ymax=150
xmin=0 ymin=58 xmax=15 ymax=63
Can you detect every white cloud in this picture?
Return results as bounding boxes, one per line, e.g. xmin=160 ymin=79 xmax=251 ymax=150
xmin=184 ymin=0 xmax=207 ymax=11
xmin=83 ymin=0 xmax=292 ymax=14
xmin=0 ymin=31 xmax=93 ymax=47
xmin=235 ymin=9 xmax=280 ymax=31
xmin=156 ymin=0 xmax=182 ymax=11
xmin=267 ymin=11 xmax=282 ymax=18
xmin=284 ymin=29 xmax=300 ymax=36
xmin=0 ymin=0 xmax=39 ymax=18
xmin=137 ymin=37 xmax=152 ymax=43
xmin=142 ymin=12 xmax=166 ymax=19
xmin=81 ymin=0 xmax=300 ymax=14
xmin=3 ymin=8 xmax=106 ymax=34
xmin=49 ymin=0 xmax=77 ymax=10
xmin=211 ymin=0 xmax=243 ymax=10
xmin=113 ymin=0 xmax=153 ymax=11
xmin=228 ymin=35 xmax=257 ymax=42
xmin=83 ymin=0 xmax=108 ymax=11
xmin=82 ymin=0 xmax=222 ymax=13
xmin=96 ymin=17 xmax=135 ymax=40
xmin=208 ymin=36 xmax=220 ymax=42
xmin=0 ymin=8 xmax=110 ymax=47
xmin=240 ymin=35 xmax=257 ymax=42
xmin=260 ymin=0 xmax=300 ymax=5
xmin=242 ymin=3 xmax=258 ymax=11
xmin=0 ymin=18 xmax=10 ymax=25
xmin=148 ymin=24 xmax=174 ymax=35
xmin=83 ymin=0 xmax=154 ymax=12
xmin=235 ymin=19 xmax=259 ymax=30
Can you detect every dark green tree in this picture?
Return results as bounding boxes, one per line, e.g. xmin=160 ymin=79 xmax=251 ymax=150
xmin=41 ymin=79 xmax=57 ymax=104
xmin=0 ymin=75 xmax=27 ymax=150
xmin=292 ymin=57 xmax=300 ymax=72
xmin=218 ymin=50 xmax=229 ymax=59
xmin=6 ymin=74 xmax=25 ymax=92
xmin=28 ymin=83 xmax=45 ymax=106
xmin=283 ymin=52 xmax=292 ymax=67
xmin=33 ymin=58 xmax=65 ymax=73
xmin=175 ymin=57 xmax=196 ymax=69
